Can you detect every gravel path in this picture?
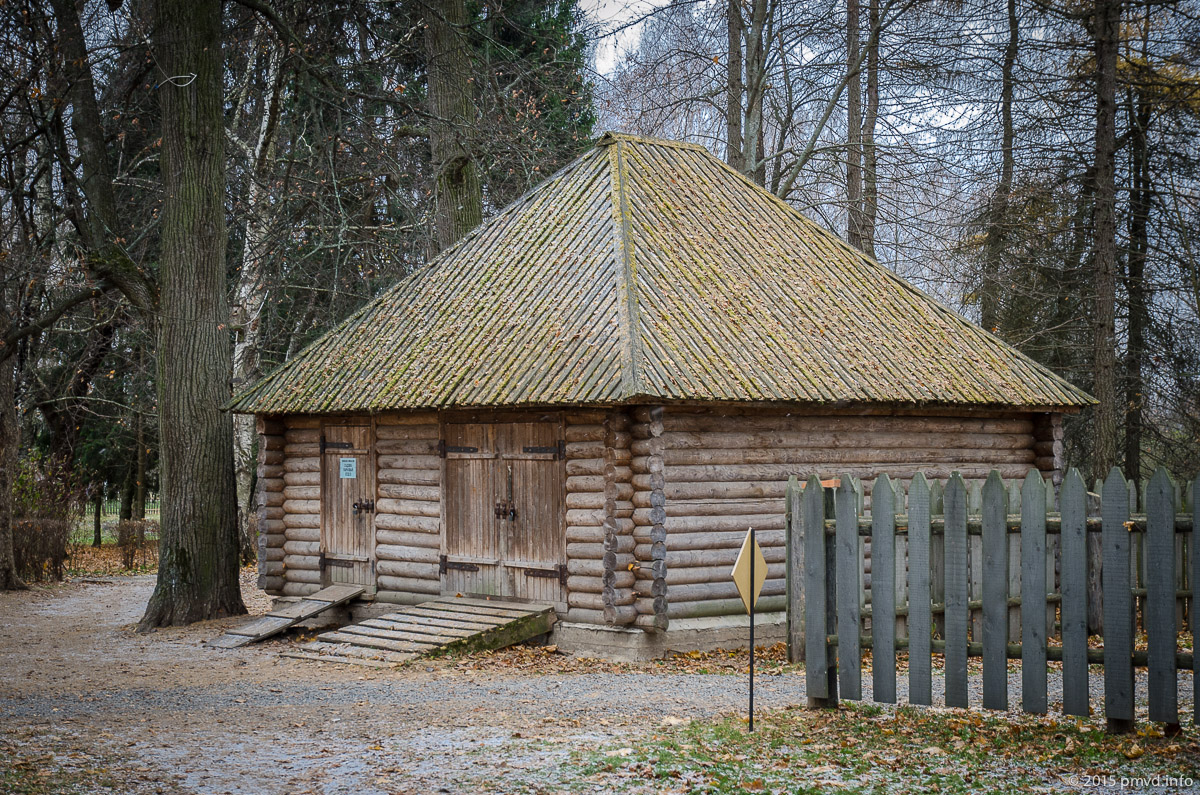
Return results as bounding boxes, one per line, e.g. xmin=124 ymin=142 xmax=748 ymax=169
xmin=0 ymin=575 xmax=1194 ymax=794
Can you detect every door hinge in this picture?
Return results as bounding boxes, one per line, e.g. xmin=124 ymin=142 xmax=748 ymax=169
xmin=439 ymin=554 xmax=481 ymax=574
xmin=522 ymin=564 xmax=568 ymax=587
xmin=438 ymin=440 xmax=479 ymax=457
xmin=522 ymin=440 xmax=566 ymax=460
xmin=320 ymin=436 xmax=353 ymax=453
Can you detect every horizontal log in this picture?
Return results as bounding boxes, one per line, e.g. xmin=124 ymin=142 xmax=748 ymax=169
xmin=374 ymin=422 xmax=438 ymax=438
xmin=569 ymin=591 xmax=634 ymax=610
xmin=566 ymin=526 xmax=606 ymax=544
xmin=567 ymin=559 xmax=606 ymax=577
xmin=261 ymin=547 xmax=284 ymax=562
xmin=668 ymin=595 xmax=787 ymax=620
xmin=374 ymin=513 xmax=439 ymax=533
xmin=638 ymin=463 xmax=1042 ymax=487
xmin=377 ymin=483 xmax=440 ymax=501
xmin=284 ymin=442 xmax=321 ymax=456
xmin=260 ymin=531 xmax=286 ymax=548
xmin=283 ymin=540 xmax=320 ymax=557
xmin=565 ymin=424 xmax=605 ymax=443
xmin=375 ymin=529 xmax=440 ymax=548
xmin=259 ymin=520 xmax=286 ymax=536
xmin=259 ymin=433 xmax=286 ymax=451
xmin=376 ymin=439 xmax=439 ymax=456
xmin=282 ymin=582 xmax=320 ymax=597
xmin=635 ymin=529 xmax=784 ymax=553
xmin=662 ymin=446 xmax=1035 ymax=467
xmin=282 ymin=553 xmax=320 ymax=571
xmin=566 ymin=475 xmax=605 ymax=493
xmin=283 ymin=499 xmax=320 ymax=515
xmin=284 ymin=525 xmax=319 ymax=543
xmin=603 ymin=551 xmax=636 ymax=571
xmin=282 ymin=513 xmax=320 ymax=529
xmin=259 ymin=506 xmax=285 ymax=521
xmin=259 ymin=576 xmax=284 ymax=593
xmin=565 ymin=442 xmax=606 ymax=460
xmin=663 ymin=562 xmax=786 ymax=585
xmin=660 ymin=413 xmax=1034 ymax=434
xmin=283 ymin=485 xmax=321 ymax=501
xmin=379 ymin=454 xmax=440 ymax=470
xmin=657 ymin=482 xmax=788 ymax=502
xmin=374 ymin=412 xmax=438 ymax=426
xmin=567 ymin=492 xmax=605 ymax=510
xmin=285 ymin=428 xmax=321 ymax=444
xmin=284 ymin=416 xmax=323 ymax=429
xmin=567 ymin=573 xmax=635 ymax=592
xmin=260 ymin=449 xmax=285 ymax=466
xmin=376 ymin=575 xmax=441 ymax=594
xmin=566 ymin=508 xmax=605 ymax=527
xmin=605 ymin=603 xmax=639 ymax=625
xmin=257 ymin=464 xmax=285 ymax=480
xmin=375 ymin=559 xmax=440 ymax=579
xmin=378 ymin=468 xmax=440 ymax=486
xmin=566 ymin=458 xmax=605 ymax=476
xmin=283 ymin=457 xmax=319 ymax=473
xmin=660 ymin=545 xmax=786 ymax=569
xmin=375 ymin=544 xmax=440 ymax=564
xmin=259 ymin=491 xmax=285 ymax=509
xmin=565 ymin=410 xmax=608 ymax=424
xmin=283 ymin=471 xmax=320 ymax=487
xmin=662 ymin=514 xmax=785 ymax=534
xmin=651 ymin=579 xmax=785 ymax=603
xmin=376 ymin=498 xmax=440 ymax=518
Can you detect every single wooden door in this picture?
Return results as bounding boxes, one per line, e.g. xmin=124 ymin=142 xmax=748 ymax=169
xmin=497 ymin=422 xmax=567 ymax=604
xmin=442 ymin=423 xmax=503 ymax=595
xmin=320 ymin=423 xmax=375 ymax=590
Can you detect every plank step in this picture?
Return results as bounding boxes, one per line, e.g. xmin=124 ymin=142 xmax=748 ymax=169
xmin=208 ymin=585 xmax=365 ymax=648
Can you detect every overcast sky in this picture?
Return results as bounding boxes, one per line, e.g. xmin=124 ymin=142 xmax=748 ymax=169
xmin=579 ymin=0 xmax=671 ymax=74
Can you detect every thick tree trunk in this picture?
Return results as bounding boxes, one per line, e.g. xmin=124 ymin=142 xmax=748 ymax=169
xmin=981 ymin=0 xmax=1018 ymax=335
xmin=846 ymin=0 xmax=864 ymax=250
xmin=725 ymin=0 xmax=744 ymax=172
xmin=119 ymin=463 xmax=135 ymax=522
xmin=139 ymin=0 xmax=245 ymax=629
xmin=1090 ymin=0 xmax=1121 ymax=482
xmin=426 ymin=0 xmax=482 ymax=252
xmin=861 ymin=0 xmax=879 ymax=259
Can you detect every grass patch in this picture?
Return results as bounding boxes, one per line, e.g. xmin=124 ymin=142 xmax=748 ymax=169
xmin=558 ymin=703 xmax=1198 ymax=794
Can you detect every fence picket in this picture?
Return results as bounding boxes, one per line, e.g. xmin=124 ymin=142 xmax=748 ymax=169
xmin=944 ymin=473 xmax=969 ymax=708
xmin=969 ymin=480 xmax=983 ymax=642
xmin=803 ymin=475 xmax=831 ymax=701
xmin=908 ymin=473 xmax=932 ymax=706
xmin=872 ymin=474 xmax=896 ymax=704
xmin=1102 ymin=467 xmax=1134 ymax=732
xmin=1060 ymin=468 xmax=1089 ymax=717
xmin=836 ymin=475 xmax=861 ymax=700
xmin=1021 ymin=471 xmax=1047 ymax=714
xmin=1146 ymin=468 xmax=1178 ymax=726
xmin=930 ymin=479 xmax=945 ymax=639
xmin=1194 ymin=476 xmax=1199 ymax=726
xmin=786 ymin=477 xmax=803 ymax=663
xmin=982 ymin=471 xmax=1008 ymax=710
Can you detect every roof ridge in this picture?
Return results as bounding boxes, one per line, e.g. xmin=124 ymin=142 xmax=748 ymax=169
xmin=596 ymin=130 xmax=708 ymax=153
xmin=608 ymin=137 xmax=646 ymax=397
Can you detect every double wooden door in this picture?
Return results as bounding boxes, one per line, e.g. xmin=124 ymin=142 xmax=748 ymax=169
xmin=442 ymin=420 xmax=566 ymax=605
xmin=320 ymin=423 xmax=375 ymax=590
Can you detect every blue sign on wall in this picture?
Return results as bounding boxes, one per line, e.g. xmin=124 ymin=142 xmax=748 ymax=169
xmin=339 ymin=458 xmax=357 ymax=479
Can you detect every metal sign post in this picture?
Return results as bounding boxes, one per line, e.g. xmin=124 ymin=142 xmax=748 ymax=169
xmin=731 ymin=526 xmax=767 ymax=733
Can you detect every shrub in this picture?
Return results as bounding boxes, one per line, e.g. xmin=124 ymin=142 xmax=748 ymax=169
xmin=116 ymin=519 xmax=159 ymax=570
xmin=12 ymin=453 xmax=84 ymax=581
xmin=12 ymin=519 xmax=70 ymax=581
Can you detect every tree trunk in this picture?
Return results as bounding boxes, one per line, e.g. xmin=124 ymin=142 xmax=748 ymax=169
xmin=742 ymin=0 xmax=768 ymax=186
xmin=1123 ymin=34 xmax=1151 ymax=482
xmin=134 ymin=410 xmax=147 ymax=520
xmin=981 ymin=0 xmax=1018 ymax=335
xmin=0 ymin=304 xmax=24 ymax=590
xmin=426 ymin=0 xmax=483 ymax=252
xmin=232 ymin=35 xmax=283 ymax=565
xmin=139 ymin=0 xmax=245 ymax=629
xmin=725 ymin=0 xmax=745 ymax=172
xmin=93 ymin=492 xmax=103 ymax=547
xmin=846 ymin=0 xmax=864 ymax=250
xmin=861 ymin=0 xmax=880 ymax=259
xmin=1090 ymin=0 xmax=1121 ymax=482
xmin=120 ymin=463 xmax=135 ymax=522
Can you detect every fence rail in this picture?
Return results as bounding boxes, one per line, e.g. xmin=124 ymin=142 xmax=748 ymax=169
xmin=786 ymin=467 xmax=1198 ymax=732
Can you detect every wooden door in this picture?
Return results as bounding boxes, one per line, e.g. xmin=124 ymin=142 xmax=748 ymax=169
xmin=442 ymin=423 xmax=503 ymax=596
xmin=498 ymin=422 xmax=567 ymax=604
xmin=441 ymin=418 xmax=566 ymax=604
xmin=320 ymin=423 xmax=375 ymax=590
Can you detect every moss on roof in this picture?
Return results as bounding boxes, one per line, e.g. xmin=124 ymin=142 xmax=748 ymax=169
xmin=230 ymin=132 xmax=1093 ymax=414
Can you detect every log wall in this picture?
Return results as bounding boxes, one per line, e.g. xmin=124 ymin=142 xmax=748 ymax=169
xmin=256 ymin=416 xmax=286 ymax=594
xmin=653 ymin=407 xmax=1061 ymax=621
xmin=373 ymin=412 xmax=441 ymax=603
xmin=280 ymin=416 xmax=322 ymax=596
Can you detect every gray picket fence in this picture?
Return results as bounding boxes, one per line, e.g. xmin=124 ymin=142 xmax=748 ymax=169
xmin=786 ymin=467 xmax=1197 ymax=732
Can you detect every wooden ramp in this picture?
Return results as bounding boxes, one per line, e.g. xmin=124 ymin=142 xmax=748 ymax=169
xmin=282 ymin=597 xmax=556 ymax=667
xmin=207 ymin=584 xmax=365 ymax=649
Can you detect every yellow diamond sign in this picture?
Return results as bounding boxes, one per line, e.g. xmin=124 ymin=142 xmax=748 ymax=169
xmin=730 ymin=528 xmax=767 ymax=614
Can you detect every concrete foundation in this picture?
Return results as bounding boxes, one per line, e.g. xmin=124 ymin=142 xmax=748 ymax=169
xmin=551 ymin=611 xmax=787 ymax=661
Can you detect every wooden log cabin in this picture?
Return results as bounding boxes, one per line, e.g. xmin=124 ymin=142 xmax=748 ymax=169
xmin=230 ymin=133 xmax=1092 ymax=657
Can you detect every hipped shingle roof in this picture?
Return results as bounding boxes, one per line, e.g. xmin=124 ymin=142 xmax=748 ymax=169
xmin=230 ymin=133 xmax=1092 ymax=414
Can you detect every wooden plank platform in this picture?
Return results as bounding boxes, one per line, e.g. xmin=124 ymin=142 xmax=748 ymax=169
xmin=207 ymin=585 xmax=365 ymax=649
xmin=287 ymin=596 xmax=556 ymax=667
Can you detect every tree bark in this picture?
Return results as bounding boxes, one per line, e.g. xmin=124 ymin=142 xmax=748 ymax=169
xmin=725 ymin=0 xmax=745 ymax=172
xmin=139 ymin=0 xmax=245 ymax=629
xmin=1090 ymin=0 xmax=1121 ymax=482
xmin=742 ymin=0 xmax=768 ymax=185
xmin=846 ymin=0 xmax=864 ymax=250
xmin=981 ymin=0 xmax=1018 ymax=335
xmin=861 ymin=0 xmax=880 ymax=259
xmin=134 ymin=409 xmax=147 ymax=520
xmin=0 ymin=293 xmax=24 ymax=589
xmin=1123 ymin=26 xmax=1152 ymax=482
xmin=426 ymin=0 xmax=482 ymax=252
xmin=93 ymin=492 xmax=103 ymax=547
